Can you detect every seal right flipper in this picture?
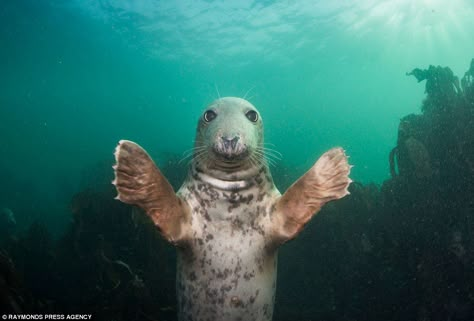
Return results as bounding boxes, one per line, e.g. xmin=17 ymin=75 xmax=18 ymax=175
xmin=271 ymin=147 xmax=351 ymax=244
xmin=113 ymin=140 xmax=191 ymax=245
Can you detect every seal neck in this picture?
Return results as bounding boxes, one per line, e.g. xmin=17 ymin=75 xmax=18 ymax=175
xmin=190 ymin=162 xmax=270 ymax=192
xmin=195 ymin=171 xmax=252 ymax=191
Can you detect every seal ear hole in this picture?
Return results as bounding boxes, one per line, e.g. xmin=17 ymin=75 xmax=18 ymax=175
xmin=245 ymin=110 xmax=258 ymax=122
xmin=203 ymin=110 xmax=217 ymax=122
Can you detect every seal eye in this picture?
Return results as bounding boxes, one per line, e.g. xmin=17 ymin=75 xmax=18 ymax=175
xmin=203 ymin=110 xmax=217 ymax=122
xmin=245 ymin=110 xmax=258 ymax=122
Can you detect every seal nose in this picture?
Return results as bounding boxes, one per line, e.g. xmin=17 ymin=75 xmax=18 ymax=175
xmin=222 ymin=136 xmax=240 ymax=150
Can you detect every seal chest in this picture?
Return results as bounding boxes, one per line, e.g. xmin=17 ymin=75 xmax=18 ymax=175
xmin=112 ymin=97 xmax=352 ymax=321
xmin=176 ymin=163 xmax=280 ymax=321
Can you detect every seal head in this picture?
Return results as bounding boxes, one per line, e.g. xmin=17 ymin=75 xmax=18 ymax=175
xmin=194 ymin=97 xmax=263 ymax=179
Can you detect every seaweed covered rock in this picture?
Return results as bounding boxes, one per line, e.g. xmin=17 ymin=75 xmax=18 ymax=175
xmin=389 ymin=114 xmax=433 ymax=182
xmin=398 ymin=59 xmax=474 ymax=189
xmin=55 ymin=189 xmax=177 ymax=320
xmin=381 ymin=58 xmax=474 ymax=320
xmin=407 ymin=59 xmax=474 ymax=114
xmin=0 ymin=181 xmax=178 ymax=319
xmin=407 ymin=64 xmax=462 ymax=113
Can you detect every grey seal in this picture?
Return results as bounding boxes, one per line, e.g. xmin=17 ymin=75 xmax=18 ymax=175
xmin=112 ymin=97 xmax=351 ymax=321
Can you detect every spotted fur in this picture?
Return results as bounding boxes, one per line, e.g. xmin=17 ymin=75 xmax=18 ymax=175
xmin=175 ymin=162 xmax=279 ymax=321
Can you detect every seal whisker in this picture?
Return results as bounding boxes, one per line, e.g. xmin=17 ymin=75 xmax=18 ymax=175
xmin=255 ymin=148 xmax=282 ymax=162
xmin=252 ymin=149 xmax=267 ymax=159
xmin=179 ymin=154 xmax=193 ymax=165
xmin=265 ymin=157 xmax=277 ymax=167
xmin=251 ymin=149 xmax=265 ymax=159
xmin=252 ymin=150 xmax=265 ymax=159
xmin=182 ymin=148 xmax=207 ymax=159
xmin=248 ymin=155 xmax=256 ymax=169
xmin=198 ymin=152 xmax=211 ymax=168
xmin=249 ymin=153 xmax=262 ymax=169
xmin=263 ymin=155 xmax=281 ymax=163
xmin=179 ymin=147 xmax=208 ymax=164
xmin=243 ymin=85 xmax=256 ymax=100
xmin=260 ymin=156 xmax=275 ymax=168
xmin=261 ymin=147 xmax=282 ymax=155
xmin=187 ymin=150 xmax=201 ymax=165
xmin=182 ymin=145 xmax=207 ymax=155
xmin=253 ymin=150 xmax=276 ymax=167
xmin=181 ymin=150 xmax=204 ymax=161
xmin=260 ymin=147 xmax=283 ymax=158
xmin=190 ymin=150 xmax=208 ymax=167
xmin=262 ymin=155 xmax=277 ymax=167
xmin=260 ymin=152 xmax=282 ymax=161
xmin=257 ymin=152 xmax=282 ymax=163
xmin=253 ymin=151 xmax=264 ymax=164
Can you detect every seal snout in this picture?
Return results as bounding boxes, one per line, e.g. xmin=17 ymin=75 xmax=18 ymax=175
xmin=213 ymin=133 xmax=248 ymax=160
xmin=222 ymin=135 xmax=240 ymax=150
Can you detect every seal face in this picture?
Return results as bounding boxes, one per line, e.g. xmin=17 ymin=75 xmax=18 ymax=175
xmin=112 ymin=97 xmax=352 ymax=321
xmin=194 ymin=97 xmax=264 ymax=179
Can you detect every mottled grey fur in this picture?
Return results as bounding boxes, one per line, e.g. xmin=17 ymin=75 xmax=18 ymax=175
xmin=176 ymin=97 xmax=280 ymax=321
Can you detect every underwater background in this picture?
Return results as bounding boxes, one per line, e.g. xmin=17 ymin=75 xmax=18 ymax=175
xmin=1 ymin=0 xmax=474 ymax=320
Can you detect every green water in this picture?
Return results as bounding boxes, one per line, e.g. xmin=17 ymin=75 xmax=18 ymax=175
xmin=1 ymin=0 xmax=474 ymax=232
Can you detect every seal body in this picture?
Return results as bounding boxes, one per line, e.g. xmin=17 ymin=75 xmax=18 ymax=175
xmin=176 ymin=164 xmax=280 ymax=321
xmin=112 ymin=97 xmax=351 ymax=321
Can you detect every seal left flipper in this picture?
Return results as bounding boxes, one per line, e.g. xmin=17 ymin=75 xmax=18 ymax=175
xmin=271 ymin=147 xmax=352 ymax=244
xmin=113 ymin=140 xmax=191 ymax=245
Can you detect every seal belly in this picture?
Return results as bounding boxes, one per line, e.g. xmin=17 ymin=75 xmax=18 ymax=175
xmin=176 ymin=228 xmax=277 ymax=321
